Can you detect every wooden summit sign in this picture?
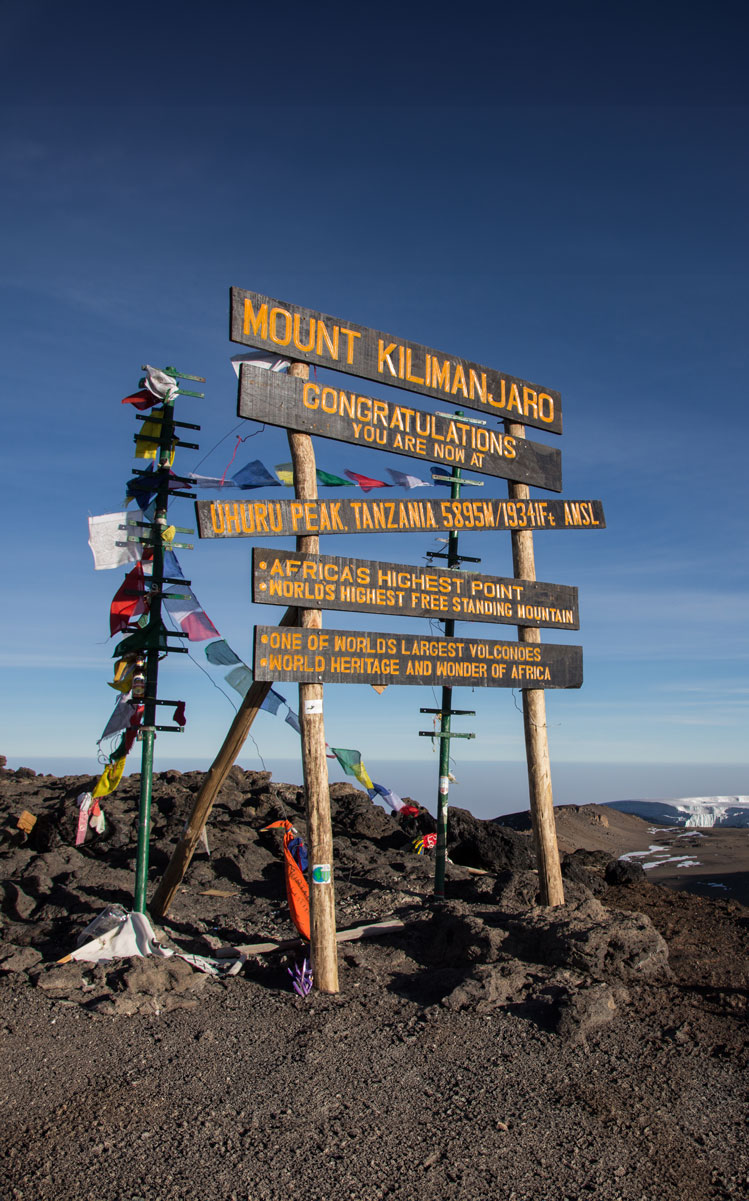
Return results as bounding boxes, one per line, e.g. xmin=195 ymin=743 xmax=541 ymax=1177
xmin=230 ymin=288 xmax=563 ymax=435
xmin=197 ymin=496 xmax=605 ymax=539
xmin=252 ymin=548 xmax=580 ymax=630
xmin=237 ymin=365 xmax=562 ymax=491
xmin=253 ymin=625 xmax=583 ymax=690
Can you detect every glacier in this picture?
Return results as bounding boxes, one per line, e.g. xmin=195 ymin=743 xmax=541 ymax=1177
xmin=604 ymin=796 xmax=749 ymax=828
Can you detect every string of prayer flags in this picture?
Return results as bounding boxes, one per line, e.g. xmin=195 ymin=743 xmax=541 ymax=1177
xmin=387 ymin=468 xmax=430 ymax=489
xmin=88 ymin=511 xmax=145 ymax=571
xmin=233 ymin=460 xmax=281 ymax=489
xmin=285 ymin=710 xmax=301 ymax=734
xmin=344 ymin=470 xmax=391 ymax=492
xmin=330 ymin=747 xmax=374 ymax=790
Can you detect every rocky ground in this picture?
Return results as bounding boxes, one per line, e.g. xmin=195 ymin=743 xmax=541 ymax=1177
xmin=1 ymin=763 xmax=748 ymax=1201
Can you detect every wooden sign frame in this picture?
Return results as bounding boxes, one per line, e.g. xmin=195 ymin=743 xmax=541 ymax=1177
xmin=196 ymin=496 xmax=605 ymax=539
xmin=252 ymin=548 xmax=580 ymax=630
xmin=237 ymin=365 xmax=562 ymax=491
xmin=253 ymin=625 xmax=583 ymax=690
xmin=230 ymin=287 xmax=562 ymax=435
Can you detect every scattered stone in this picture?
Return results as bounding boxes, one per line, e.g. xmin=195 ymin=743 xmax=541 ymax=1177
xmin=605 ymin=859 xmax=647 ymax=885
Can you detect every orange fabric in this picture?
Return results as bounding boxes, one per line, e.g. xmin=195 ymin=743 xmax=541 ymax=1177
xmin=263 ymin=821 xmax=310 ymax=940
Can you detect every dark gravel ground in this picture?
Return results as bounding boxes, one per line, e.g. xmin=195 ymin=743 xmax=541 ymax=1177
xmin=1 ymin=765 xmax=748 ymax=1201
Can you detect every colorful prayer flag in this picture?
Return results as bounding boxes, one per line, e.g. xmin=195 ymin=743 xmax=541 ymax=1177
xmin=331 ymin=747 xmax=374 ymax=790
xmin=204 ymin=640 xmax=241 ymax=666
xmin=316 ymin=469 xmax=355 ymax=487
xmin=88 ymin=511 xmax=144 ymax=571
xmin=233 ymin=460 xmax=281 ymax=489
xmin=109 ymin=561 xmax=148 ymax=636
xmin=204 ymin=640 xmax=241 ymax=667
xmin=225 ymin=665 xmax=254 ymax=697
xmin=387 ymin=468 xmax=430 ymax=489
xmin=367 ymin=782 xmax=406 ymax=813
xmin=261 ymin=689 xmax=286 ymax=715
xmin=275 ymin=462 xmax=295 ymax=486
xmin=285 ymin=709 xmax=301 ymax=734
xmin=344 ymin=470 xmax=390 ymax=492
xmin=92 ymin=756 xmax=126 ymax=798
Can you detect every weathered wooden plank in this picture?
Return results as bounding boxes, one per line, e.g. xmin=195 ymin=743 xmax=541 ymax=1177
xmin=230 ymin=287 xmax=562 ymax=435
xmin=253 ymin=626 xmax=583 ymax=690
xmin=237 ymin=365 xmax=562 ymax=491
xmin=196 ymin=496 xmax=605 ymax=539
xmin=252 ymin=548 xmax=580 ymax=630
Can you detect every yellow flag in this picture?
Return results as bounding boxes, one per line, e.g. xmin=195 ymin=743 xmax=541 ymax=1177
xmin=352 ymin=761 xmax=374 ymax=791
xmin=108 ymin=660 xmax=135 ymax=693
xmin=135 ymin=418 xmax=176 ymax=465
xmin=92 ymin=756 xmax=126 ymax=798
xmin=274 ymin=462 xmax=295 ymax=486
xmin=134 ymin=419 xmax=162 ymax=460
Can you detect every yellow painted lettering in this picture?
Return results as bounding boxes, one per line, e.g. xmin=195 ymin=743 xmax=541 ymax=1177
xmin=243 ymin=298 xmax=268 ymax=339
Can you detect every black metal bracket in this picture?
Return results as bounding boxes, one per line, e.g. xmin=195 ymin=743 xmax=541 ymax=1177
xmin=420 ymin=708 xmax=476 ymax=716
xmin=418 ymin=731 xmax=475 ymax=740
xmin=425 ymin=551 xmax=481 ymax=563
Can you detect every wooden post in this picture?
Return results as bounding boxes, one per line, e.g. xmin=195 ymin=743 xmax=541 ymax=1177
xmin=506 ymin=420 xmax=565 ymax=908
xmin=287 ymin=361 xmax=339 ymax=993
xmin=149 ymin=606 xmax=299 ymax=920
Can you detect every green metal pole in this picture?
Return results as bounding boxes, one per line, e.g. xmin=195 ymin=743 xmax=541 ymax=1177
xmin=434 ymin=436 xmax=463 ymax=898
xmin=133 ymin=396 xmax=174 ymax=914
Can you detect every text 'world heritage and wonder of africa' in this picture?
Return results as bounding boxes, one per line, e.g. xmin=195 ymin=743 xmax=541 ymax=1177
xmin=253 ymin=627 xmax=583 ymax=690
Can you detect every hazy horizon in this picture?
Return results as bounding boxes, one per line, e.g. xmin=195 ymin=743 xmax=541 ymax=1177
xmin=6 ymin=755 xmax=746 ymax=821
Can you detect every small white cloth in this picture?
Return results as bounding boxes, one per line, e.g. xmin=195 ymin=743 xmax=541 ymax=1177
xmin=230 ymin=350 xmax=290 ymax=377
xmin=142 ymin=365 xmax=179 ymax=401
xmin=88 ymin=511 xmax=144 ymax=570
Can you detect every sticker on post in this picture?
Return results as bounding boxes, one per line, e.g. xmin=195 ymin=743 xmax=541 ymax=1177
xmin=439 ymin=776 xmax=450 ymax=795
xmin=304 ymin=699 xmax=323 ymax=715
xmin=311 ymin=863 xmax=331 ymax=884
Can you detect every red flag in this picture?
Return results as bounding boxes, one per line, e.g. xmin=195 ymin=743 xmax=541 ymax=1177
xmin=121 ymin=388 xmax=160 ymax=411
xmin=110 ymin=562 xmax=147 ymax=636
xmin=344 ymin=470 xmax=391 ymax=492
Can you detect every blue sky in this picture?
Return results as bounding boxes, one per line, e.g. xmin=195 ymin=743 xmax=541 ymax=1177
xmin=1 ymin=3 xmax=747 ymax=809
